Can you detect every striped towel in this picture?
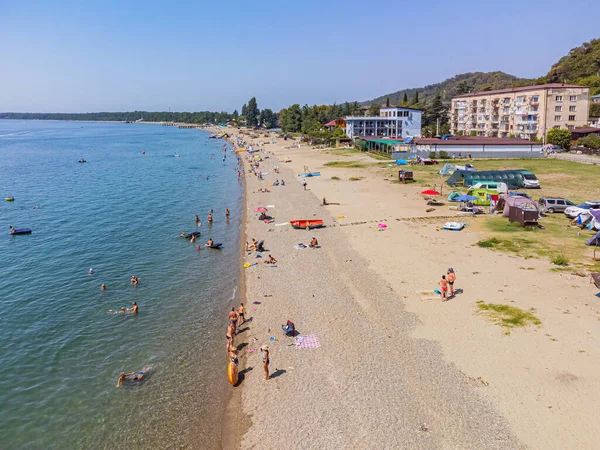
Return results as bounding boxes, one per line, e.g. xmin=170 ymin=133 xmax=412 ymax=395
xmin=295 ymin=334 xmax=320 ymax=349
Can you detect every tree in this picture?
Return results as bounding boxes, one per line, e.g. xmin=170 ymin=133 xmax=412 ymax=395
xmin=259 ymin=108 xmax=276 ymax=129
xmin=366 ymin=104 xmax=380 ymax=116
xmin=302 ymin=118 xmax=322 ymax=135
xmin=283 ymin=104 xmax=302 ymax=132
xmin=331 ymin=126 xmax=346 ymax=139
xmin=246 ymin=97 xmax=260 ymax=127
xmin=578 ymin=133 xmax=600 ymax=149
xmin=402 ymin=93 xmax=408 ymax=104
xmin=241 ymin=104 xmax=247 ymax=117
xmin=386 ymin=97 xmax=390 ymax=107
xmin=413 ymin=91 xmax=419 ymax=104
xmin=546 ymin=128 xmax=572 ymax=149
xmin=590 ymin=103 xmax=600 ymax=118
xmin=455 ymin=80 xmax=471 ymax=95
xmin=424 ymin=94 xmax=447 ymax=127
xmin=349 ymin=102 xmax=362 ymax=115
xmin=232 ymin=110 xmax=239 ymax=120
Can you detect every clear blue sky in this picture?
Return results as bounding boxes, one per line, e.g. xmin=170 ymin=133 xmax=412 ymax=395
xmin=1 ymin=0 xmax=598 ymax=113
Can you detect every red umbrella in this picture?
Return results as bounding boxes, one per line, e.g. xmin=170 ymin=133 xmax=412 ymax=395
xmin=421 ymin=189 xmax=440 ymax=196
xmin=254 ymin=207 xmax=268 ymax=213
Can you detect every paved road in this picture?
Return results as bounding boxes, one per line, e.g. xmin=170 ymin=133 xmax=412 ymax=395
xmin=552 ymin=152 xmax=600 ymax=165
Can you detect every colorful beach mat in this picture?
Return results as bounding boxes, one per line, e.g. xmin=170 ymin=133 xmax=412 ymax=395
xmin=295 ymin=334 xmax=320 ymax=349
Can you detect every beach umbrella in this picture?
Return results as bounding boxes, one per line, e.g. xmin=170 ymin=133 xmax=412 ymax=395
xmin=254 ymin=207 xmax=268 ymax=213
xmin=421 ymin=189 xmax=440 ymax=196
xmin=454 ymin=194 xmax=478 ymax=202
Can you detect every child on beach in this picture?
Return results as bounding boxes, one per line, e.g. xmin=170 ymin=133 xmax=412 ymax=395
xmin=439 ymin=275 xmax=448 ymax=302
xmin=447 ymin=268 xmax=456 ymax=298
xmin=237 ymin=303 xmax=245 ymax=326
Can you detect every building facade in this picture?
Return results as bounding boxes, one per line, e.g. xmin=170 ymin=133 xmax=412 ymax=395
xmin=450 ymin=84 xmax=590 ymax=140
xmin=345 ymin=107 xmax=421 ymax=139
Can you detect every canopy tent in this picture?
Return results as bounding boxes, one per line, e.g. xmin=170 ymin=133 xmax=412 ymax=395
xmin=438 ymin=163 xmax=455 ymax=175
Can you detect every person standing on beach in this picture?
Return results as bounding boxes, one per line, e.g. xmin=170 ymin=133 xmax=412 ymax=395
xmin=447 ymin=268 xmax=456 ymax=298
xmin=261 ymin=345 xmax=270 ymax=381
xmin=237 ymin=303 xmax=245 ymax=326
xmin=439 ymin=275 xmax=448 ymax=302
xmin=302 ymin=180 xmax=307 ymax=190
xmin=228 ymin=307 xmax=238 ymax=331
xmin=226 ymin=323 xmax=235 ymax=353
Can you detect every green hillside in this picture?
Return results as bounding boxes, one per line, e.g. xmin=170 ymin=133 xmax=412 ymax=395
xmin=365 ymin=71 xmax=530 ymax=105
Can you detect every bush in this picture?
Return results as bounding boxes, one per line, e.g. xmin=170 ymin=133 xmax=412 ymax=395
xmin=428 ymin=151 xmax=437 ymax=159
xmin=551 ymin=254 xmax=569 ymax=266
xmin=577 ymin=133 xmax=600 ymax=149
xmin=331 ymin=176 xmax=340 ymax=180
xmin=438 ymin=150 xmax=449 ymax=159
xmin=546 ymin=128 xmax=572 ymax=149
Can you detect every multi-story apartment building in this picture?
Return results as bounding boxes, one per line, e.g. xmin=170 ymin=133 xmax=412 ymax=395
xmin=450 ymin=84 xmax=590 ymax=140
xmin=345 ymin=107 xmax=421 ymax=139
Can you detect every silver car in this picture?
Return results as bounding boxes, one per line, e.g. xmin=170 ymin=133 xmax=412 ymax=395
xmin=538 ymin=197 xmax=575 ymax=213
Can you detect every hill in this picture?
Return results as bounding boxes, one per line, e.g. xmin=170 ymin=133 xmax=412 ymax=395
xmin=364 ymin=71 xmax=529 ymax=106
xmin=543 ymin=38 xmax=600 ymax=96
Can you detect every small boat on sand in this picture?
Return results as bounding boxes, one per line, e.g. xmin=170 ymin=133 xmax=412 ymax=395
xmin=290 ymin=220 xmax=324 ymax=230
xmin=297 ymin=172 xmax=320 ymax=178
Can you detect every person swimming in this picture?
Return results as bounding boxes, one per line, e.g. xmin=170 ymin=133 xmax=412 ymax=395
xmin=205 ymin=238 xmax=214 ymax=247
xmin=89 ymin=268 xmax=94 ymax=275
xmin=100 ymin=284 xmax=106 ymax=291
xmin=131 ymin=302 xmax=138 ymax=314
xmin=116 ymin=368 xmax=148 ymax=387
xmin=131 ymin=276 xmax=139 ymax=286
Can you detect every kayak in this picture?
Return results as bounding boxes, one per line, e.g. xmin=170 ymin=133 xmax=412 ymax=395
xmin=10 ymin=228 xmax=32 ymax=235
xmin=290 ymin=220 xmax=324 ymax=230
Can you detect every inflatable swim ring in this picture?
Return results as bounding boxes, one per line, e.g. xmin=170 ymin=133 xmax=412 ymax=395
xmin=227 ymin=361 xmax=238 ymax=386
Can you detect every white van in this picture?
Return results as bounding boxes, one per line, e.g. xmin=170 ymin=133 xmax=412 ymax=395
xmin=470 ymin=181 xmax=508 ymax=194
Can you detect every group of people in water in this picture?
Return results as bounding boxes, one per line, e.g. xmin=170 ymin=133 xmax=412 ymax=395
xmin=188 ymin=209 xmax=231 ymax=248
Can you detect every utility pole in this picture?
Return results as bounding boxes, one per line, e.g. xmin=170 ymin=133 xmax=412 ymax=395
xmin=436 ymin=118 xmax=440 ymax=137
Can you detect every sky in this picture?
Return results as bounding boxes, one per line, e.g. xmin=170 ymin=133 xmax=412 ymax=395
xmin=1 ymin=0 xmax=599 ymax=113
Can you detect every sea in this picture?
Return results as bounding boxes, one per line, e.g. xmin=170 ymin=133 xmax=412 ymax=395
xmin=0 ymin=120 xmax=244 ymax=449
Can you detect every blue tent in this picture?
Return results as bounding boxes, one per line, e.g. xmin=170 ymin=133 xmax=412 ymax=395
xmin=395 ymin=159 xmax=408 ymax=165
xmin=453 ymin=195 xmax=478 ymax=202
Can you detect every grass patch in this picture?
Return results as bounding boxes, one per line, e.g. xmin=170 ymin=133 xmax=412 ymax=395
xmin=324 ymin=148 xmax=390 ymax=160
xmin=349 ymin=177 xmax=363 ymax=181
xmin=551 ymin=254 xmax=569 ymax=266
xmin=477 ymin=237 xmax=500 ymax=248
xmin=476 ymin=301 xmax=541 ymax=333
xmin=324 ymin=161 xmax=366 ymax=168
xmin=331 ymin=176 xmax=340 ymax=180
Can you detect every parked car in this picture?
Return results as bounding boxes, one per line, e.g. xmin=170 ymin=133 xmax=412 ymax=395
xmin=515 ymin=170 xmax=541 ymax=189
xmin=454 ymin=163 xmax=476 ymax=171
xmin=538 ymin=197 xmax=575 ymax=213
xmin=564 ymin=201 xmax=600 ymax=218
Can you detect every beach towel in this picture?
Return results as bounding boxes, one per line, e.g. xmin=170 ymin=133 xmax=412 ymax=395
xmin=295 ymin=334 xmax=320 ymax=349
xmin=275 ymin=222 xmax=289 ymax=227
xmin=415 ymin=290 xmax=441 ymax=301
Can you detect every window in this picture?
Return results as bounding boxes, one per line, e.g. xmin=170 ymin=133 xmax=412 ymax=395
xmin=569 ymin=106 xmax=576 ymax=112
xmin=557 ymin=200 xmax=565 ymax=206
xmin=556 ymin=95 xmax=563 ymax=102
xmin=554 ymin=115 xmax=561 ymax=121
xmin=570 ymin=95 xmax=577 ymax=101
xmin=530 ymin=96 xmax=539 ymax=102
xmin=567 ymin=125 xmax=575 ymax=130
xmin=504 ymin=98 xmax=510 ymax=105
xmin=555 ymin=106 xmax=562 ymax=111
xmin=517 ymin=96 xmax=525 ymax=103
xmin=553 ymin=126 xmax=561 ymax=129
xmin=569 ymin=115 xmax=576 ymax=121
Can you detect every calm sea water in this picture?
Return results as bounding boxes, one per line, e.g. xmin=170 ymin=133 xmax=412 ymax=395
xmin=0 ymin=120 xmax=243 ymax=449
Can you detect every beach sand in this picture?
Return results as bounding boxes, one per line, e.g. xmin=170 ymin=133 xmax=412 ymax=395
xmin=220 ymin=128 xmax=600 ymax=449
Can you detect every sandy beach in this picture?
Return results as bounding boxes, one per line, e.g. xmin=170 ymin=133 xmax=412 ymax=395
xmin=218 ymin=128 xmax=600 ymax=449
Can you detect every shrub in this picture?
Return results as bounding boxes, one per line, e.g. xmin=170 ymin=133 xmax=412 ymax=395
xmin=428 ymin=151 xmax=437 ymax=159
xmin=577 ymin=134 xmax=600 ymax=149
xmin=331 ymin=176 xmax=340 ymax=180
xmin=349 ymin=177 xmax=363 ymax=181
xmin=438 ymin=150 xmax=449 ymax=159
xmin=551 ymin=254 xmax=569 ymax=266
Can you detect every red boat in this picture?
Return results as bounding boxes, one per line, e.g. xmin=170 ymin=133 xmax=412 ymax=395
xmin=290 ymin=219 xmax=324 ymax=230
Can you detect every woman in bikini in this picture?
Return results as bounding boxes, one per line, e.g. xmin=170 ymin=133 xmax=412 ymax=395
xmin=439 ymin=275 xmax=448 ymax=302
xmin=447 ymin=268 xmax=456 ymax=298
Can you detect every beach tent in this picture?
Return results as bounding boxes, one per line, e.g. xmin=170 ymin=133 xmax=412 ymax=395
xmin=438 ymin=163 xmax=455 ymax=175
xmin=395 ymin=159 xmax=408 ymax=165
xmin=447 ymin=191 xmax=462 ymax=202
xmin=502 ymin=196 xmax=538 ymax=218
xmin=585 ymin=230 xmax=600 ymax=246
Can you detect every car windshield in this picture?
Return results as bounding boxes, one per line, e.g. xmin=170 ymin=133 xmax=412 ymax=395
xmin=523 ymin=174 xmax=537 ymax=180
xmin=576 ymin=203 xmax=591 ymax=209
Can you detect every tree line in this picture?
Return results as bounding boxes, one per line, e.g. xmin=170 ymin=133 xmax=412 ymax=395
xmin=0 ymin=111 xmax=234 ymax=124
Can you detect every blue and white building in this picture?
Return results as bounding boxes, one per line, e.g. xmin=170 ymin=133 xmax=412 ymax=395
xmin=344 ymin=107 xmax=422 ymax=139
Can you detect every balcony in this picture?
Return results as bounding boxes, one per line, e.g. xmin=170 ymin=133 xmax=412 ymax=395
xmin=529 ymin=101 xmax=539 ymax=106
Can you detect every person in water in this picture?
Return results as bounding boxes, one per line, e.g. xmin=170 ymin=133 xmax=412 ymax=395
xmin=131 ymin=276 xmax=139 ymax=286
xmin=195 ymin=214 xmax=200 ymax=223
xmin=206 ymin=238 xmax=214 ymax=247
xmin=207 ymin=213 xmax=213 ymax=223
xmin=131 ymin=302 xmax=138 ymax=314
xmin=116 ymin=370 xmax=145 ymax=387
xmin=89 ymin=268 xmax=94 ymax=275
xmin=190 ymin=234 xmax=196 ymax=243
xmin=225 ymin=208 xmax=230 ymax=218
xmin=100 ymin=284 xmax=106 ymax=291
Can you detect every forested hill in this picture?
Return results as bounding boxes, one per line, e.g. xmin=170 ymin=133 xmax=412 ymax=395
xmin=0 ymin=111 xmax=233 ymax=124
xmin=365 ymin=71 xmax=527 ymax=105
xmin=543 ymin=38 xmax=600 ymax=95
